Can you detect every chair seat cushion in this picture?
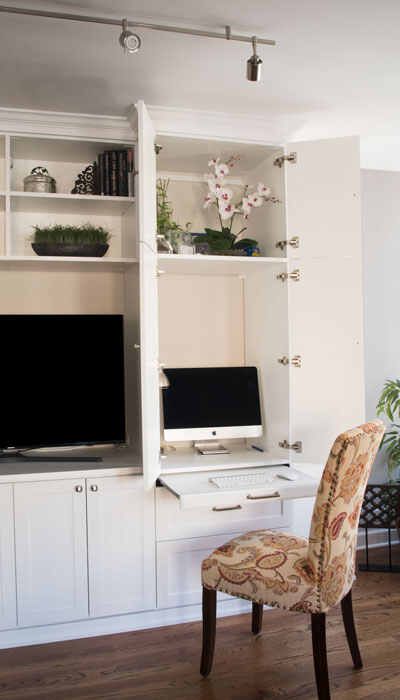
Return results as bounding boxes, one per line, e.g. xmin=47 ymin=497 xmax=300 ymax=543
xmin=201 ymin=529 xmax=350 ymax=613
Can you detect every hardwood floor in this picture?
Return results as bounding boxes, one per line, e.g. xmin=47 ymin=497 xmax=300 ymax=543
xmin=1 ymin=548 xmax=400 ymax=700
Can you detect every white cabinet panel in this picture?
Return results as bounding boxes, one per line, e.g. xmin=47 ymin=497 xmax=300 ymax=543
xmin=14 ymin=479 xmax=88 ymax=627
xmin=156 ymin=486 xmax=291 ymax=541
xmin=285 ymin=136 xmax=361 ymax=258
xmin=157 ymin=535 xmax=233 ymax=609
xmin=289 ymin=257 xmax=365 ymax=463
xmin=0 ymin=484 xmax=16 ymax=630
xmin=159 ymin=273 xmax=245 ymax=367
xmin=136 ymin=100 xmax=161 ymax=488
xmin=87 ymin=475 xmax=155 ymax=617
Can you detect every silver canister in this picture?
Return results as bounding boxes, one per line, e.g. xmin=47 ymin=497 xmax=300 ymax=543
xmin=24 ymin=167 xmax=56 ymax=193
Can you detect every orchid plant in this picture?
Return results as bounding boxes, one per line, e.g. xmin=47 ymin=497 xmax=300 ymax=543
xmin=198 ymin=155 xmax=274 ymax=253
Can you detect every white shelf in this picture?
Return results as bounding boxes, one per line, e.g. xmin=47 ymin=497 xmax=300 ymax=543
xmin=9 ymin=191 xmax=135 ymax=215
xmin=10 ymin=191 xmax=135 ymax=203
xmin=157 ymin=253 xmax=287 ymax=274
xmin=0 ymin=256 xmax=138 ymax=271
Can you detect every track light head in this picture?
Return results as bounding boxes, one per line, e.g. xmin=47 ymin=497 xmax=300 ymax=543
xmin=119 ymin=18 xmax=141 ymax=54
xmin=247 ymin=36 xmax=262 ymax=82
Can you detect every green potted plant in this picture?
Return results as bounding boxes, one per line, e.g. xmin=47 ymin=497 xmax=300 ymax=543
xmin=31 ymin=223 xmax=111 ymax=257
xmin=377 ymin=379 xmax=400 ymax=479
xmin=156 ymin=179 xmax=182 ymax=252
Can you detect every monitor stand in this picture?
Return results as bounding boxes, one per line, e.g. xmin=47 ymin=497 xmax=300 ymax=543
xmin=194 ymin=441 xmax=231 ymax=456
xmin=0 ymin=450 xmax=102 ymax=463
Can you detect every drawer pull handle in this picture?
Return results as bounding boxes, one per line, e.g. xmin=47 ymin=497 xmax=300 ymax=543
xmin=246 ymin=491 xmax=280 ymax=500
xmin=212 ymin=504 xmax=242 ymax=512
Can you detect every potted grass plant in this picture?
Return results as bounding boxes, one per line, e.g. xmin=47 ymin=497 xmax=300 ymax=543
xmin=31 ymin=223 xmax=111 ymax=257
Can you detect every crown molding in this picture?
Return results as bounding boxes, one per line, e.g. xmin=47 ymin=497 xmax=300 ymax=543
xmin=0 ymin=107 xmax=134 ymax=142
xmin=145 ymin=104 xmax=289 ymax=145
xmin=0 ymin=103 xmax=298 ymax=145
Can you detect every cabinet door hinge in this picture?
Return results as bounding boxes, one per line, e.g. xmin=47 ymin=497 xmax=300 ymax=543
xmin=277 ymin=355 xmax=302 ymax=367
xmin=291 ymin=355 xmax=302 ymax=368
xmin=276 ymin=268 xmax=300 ymax=282
xmin=275 ymin=236 xmax=300 ymax=251
xmin=279 ymin=440 xmax=303 ymax=453
xmin=273 ymin=152 xmax=297 ymax=168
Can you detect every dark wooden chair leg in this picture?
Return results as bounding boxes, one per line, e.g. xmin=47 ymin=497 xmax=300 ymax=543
xmin=200 ymin=587 xmax=217 ymax=677
xmin=252 ymin=602 xmax=263 ymax=635
xmin=341 ymin=588 xmax=363 ymax=669
xmin=311 ymin=612 xmax=331 ymax=700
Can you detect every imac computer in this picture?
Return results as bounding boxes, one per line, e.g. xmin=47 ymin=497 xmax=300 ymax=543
xmin=162 ymin=367 xmax=262 ymax=444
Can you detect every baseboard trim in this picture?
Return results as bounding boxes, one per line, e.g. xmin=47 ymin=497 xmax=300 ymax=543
xmin=0 ymin=597 xmax=251 ymax=650
xmin=0 ymin=528 xmax=396 ymax=651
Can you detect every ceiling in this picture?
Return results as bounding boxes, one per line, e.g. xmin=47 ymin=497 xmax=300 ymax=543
xmin=1 ymin=0 xmax=400 ymax=169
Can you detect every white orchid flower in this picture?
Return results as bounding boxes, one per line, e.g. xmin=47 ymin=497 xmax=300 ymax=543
xmin=257 ymin=183 xmax=272 ymax=198
xmin=203 ymin=194 xmax=213 ymax=208
xmin=217 ymin=187 xmax=233 ymax=202
xmin=219 ymin=202 xmax=238 ymax=220
xmin=208 ymin=157 xmax=220 ymax=167
xmin=215 ymin=162 xmax=229 ymax=180
xmin=207 ymin=178 xmax=223 ymax=195
xmin=241 ymin=196 xmax=253 ymax=217
xmin=248 ymin=192 xmax=264 ymax=207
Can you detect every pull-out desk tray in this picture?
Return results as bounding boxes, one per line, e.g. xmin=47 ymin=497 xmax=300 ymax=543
xmin=158 ymin=466 xmax=320 ymax=510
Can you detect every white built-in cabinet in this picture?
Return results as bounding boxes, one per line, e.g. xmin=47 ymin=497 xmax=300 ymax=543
xmin=133 ymin=104 xmax=364 ymax=492
xmin=11 ymin=475 xmax=154 ymax=628
xmin=0 ymin=485 xmax=16 ymax=631
xmin=0 ymin=104 xmax=365 ymax=644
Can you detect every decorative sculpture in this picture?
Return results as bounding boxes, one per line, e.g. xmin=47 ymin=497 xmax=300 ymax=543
xmin=71 ymin=162 xmax=98 ymax=195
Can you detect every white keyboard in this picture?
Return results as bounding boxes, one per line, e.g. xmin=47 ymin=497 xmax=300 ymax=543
xmin=209 ymin=471 xmax=274 ymax=490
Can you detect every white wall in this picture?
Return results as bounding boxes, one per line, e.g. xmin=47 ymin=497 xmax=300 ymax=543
xmin=362 ymin=169 xmax=400 ymax=478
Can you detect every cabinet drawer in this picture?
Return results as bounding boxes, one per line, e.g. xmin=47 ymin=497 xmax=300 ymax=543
xmin=157 ymin=535 xmax=237 ymax=609
xmin=156 ymin=486 xmax=291 ymax=541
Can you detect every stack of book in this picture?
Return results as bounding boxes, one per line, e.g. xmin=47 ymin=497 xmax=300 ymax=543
xmin=97 ymin=148 xmax=135 ymax=197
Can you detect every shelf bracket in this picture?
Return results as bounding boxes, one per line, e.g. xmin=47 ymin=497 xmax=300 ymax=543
xmin=274 ymin=152 xmax=297 ymax=168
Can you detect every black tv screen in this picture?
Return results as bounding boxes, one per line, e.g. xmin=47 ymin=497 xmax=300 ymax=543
xmin=0 ymin=315 xmax=126 ymax=451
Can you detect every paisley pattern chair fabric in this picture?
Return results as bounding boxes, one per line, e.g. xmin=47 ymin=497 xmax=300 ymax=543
xmin=202 ymin=421 xmax=384 ymax=613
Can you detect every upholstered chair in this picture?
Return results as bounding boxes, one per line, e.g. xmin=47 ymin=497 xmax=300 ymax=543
xmin=200 ymin=421 xmax=385 ymax=700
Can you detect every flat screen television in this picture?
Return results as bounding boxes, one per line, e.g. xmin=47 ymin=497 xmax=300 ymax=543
xmin=0 ymin=315 xmax=126 ymax=459
xmin=162 ymin=367 xmax=262 ymax=442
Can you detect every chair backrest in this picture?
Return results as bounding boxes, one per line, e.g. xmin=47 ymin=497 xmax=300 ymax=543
xmin=307 ymin=420 xmax=385 ymax=611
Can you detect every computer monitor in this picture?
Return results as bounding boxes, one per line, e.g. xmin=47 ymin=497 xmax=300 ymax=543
xmin=162 ymin=367 xmax=262 ymax=442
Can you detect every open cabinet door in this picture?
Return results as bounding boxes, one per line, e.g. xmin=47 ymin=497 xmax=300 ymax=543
xmin=286 ymin=136 xmax=365 ymax=464
xmin=136 ymin=100 xmax=161 ymax=488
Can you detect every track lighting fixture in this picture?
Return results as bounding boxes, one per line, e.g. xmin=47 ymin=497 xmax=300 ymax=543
xmin=0 ymin=6 xmax=275 ymax=81
xmin=119 ymin=18 xmax=141 ymax=54
xmin=247 ymin=36 xmax=262 ymax=82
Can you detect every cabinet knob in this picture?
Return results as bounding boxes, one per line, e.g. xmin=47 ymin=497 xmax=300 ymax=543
xmin=90 ymin=484 xmax=98 ymax=492
xmin=75 ymin=485 xmax=83 ymax=493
